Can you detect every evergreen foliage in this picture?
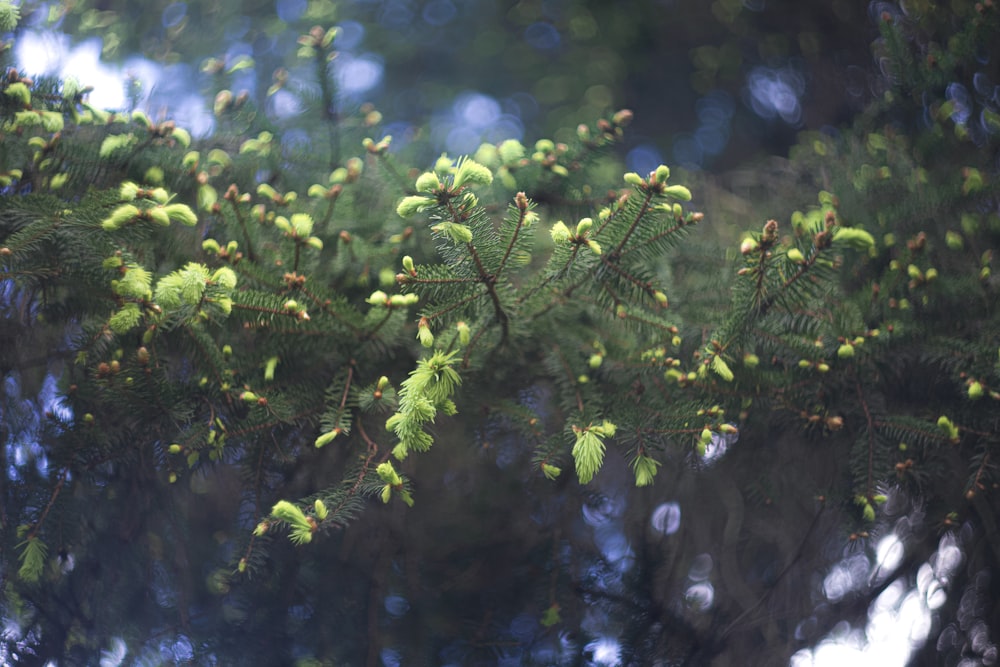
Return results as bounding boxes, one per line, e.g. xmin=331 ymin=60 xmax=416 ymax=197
xmin=1 ymin=1 xmax=999 ymax=664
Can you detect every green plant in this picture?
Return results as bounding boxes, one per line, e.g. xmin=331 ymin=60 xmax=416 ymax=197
xmin=3 ymin=3 xmax=1000 ymax=664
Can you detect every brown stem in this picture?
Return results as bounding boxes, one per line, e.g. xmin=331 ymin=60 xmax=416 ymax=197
xmin=27 ymin=469 xmax=69 ymax=540
xmin=496 ymin=204 xmax=528 ymax=277
xmin=466 ymin=241 xmax=509 ymax=346
xmin=552 ymin=345 xmax=584 ymax=414
xmin=599 ymin=254 xmax=657 ymax=298
xmin=617 ymin=217 xmax=691 ymax=260
xmin=425 ymin=291 xmax=487 ymax=322
xmin=854 ymin=376 xmax=876 ymax=498
xmin=228 ymin=196 xmax=255 ymax=261
xmin=611 ymin=188 xmax=656 ymax=256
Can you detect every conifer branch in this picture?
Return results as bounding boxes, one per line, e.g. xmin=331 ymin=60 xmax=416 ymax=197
xmin=183 ymin=325 xmax=227 ymax=387
xmin=226 ymin=407 xmax=324 ymax=438
xmin=616 ymin=216 xmax=691 ymax=260
xmin=854 ymin=376 xmax=876 ymax=498
xmin=364 ymin=308 xmax=395 ymax=340
xmin=552 ymin=345 xmax=585 ymax=413
xmin=425 ymin=290 xmax=486 ymax=321
xmin=495 ymin=194 xmax=528 ymax=277
xmin=238 ymin=441 xmax=271 ymax=572
xmin=466 ymin=240 xmax=509 ymax=345
xmin=374 ymin=151 xmax=412 ymax=194
xmin=318 ymin=187 xmax=341 ymax=229
xmin=296 ymin=284 xmax=362 ymax=334
xmin=518 ymin=245 xmax=580 ymax=306
xmin=971 ymin=452 xmax=991 ymax=497
xmin=618 ymin=310 xmax=676 ymax=335
xmin=461 ymin=320 xmax=492 ymax=368
xmin=405 ymin=275 xmax=477 ymax=285
xmin=598 ymin=254 xmax=658 ymax=299
xmin=226 ymin=192 xmax=255 ymax=261
xmin=335 ymin=366 xmax=355 ymax=420
xmin=611 ymin=188 xmax=656 ymax=257
xmin=231 ymin=302 xmax=308 ymax=319
xmin=26 ymin=468 xmax=68 ymax=541
xmin=313 ymin=428 xmax=380 ymax=531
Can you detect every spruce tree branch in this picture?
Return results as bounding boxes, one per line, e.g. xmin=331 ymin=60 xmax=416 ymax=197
xmin=227 ymin=195 xmax=255 ymax=261
xmin=364 ymin=308 xmax=395 ymax=340
xmin=26 ymin=468 xmax=68 ymax=541
xmin=231 ymin=262 xmax=284 ymax=292
xmin=599 ymin=254 xmax=656 ymax=298
xmin=119 ymin=132 xmax=159 ymax=174
xmin=231 ymin=302 xmax=308 ymax=320
xmin=563 ymin=241 xmax=611 ymax=299
xmin=872 ymin=419 xmax=944 ymax=441
xmin=314 ymin=49 xmax=339 ymax=170
xmin=356 ymin=415 xmax=379 ymax=451
xmin=854 ymin=375 xmax=876 ymax=498
xmin=5 ymin=214 xmax=65 ymax=253
xmin=461 ymin=318 xmax=492 ymax=369
xmin=720 ymin=501 xmax=827 ymax=640
xmin=552 ymin=345 xmax=584 ymax=413
xmin=296 ymin=284 xmax=362 ymax=333
xmin=757 ymin=243 xmax=827 ymax=318
xmin=778 ymin=256 xmax=817 ymax=295
xmin=620 ymin=311 xmax=675 ymax=334
xmin=182 ymin=324 xmax=225 ymax=387
xmin=239 ymin=441 xmax=271 ymax=571
xmin=326 ymin=418 xmax=379 ymax=527
xmin=752 ymin=247 xmax=772 ymax=314
xmin=227 ymin=407 xmax=323 ymax=438
xmin=318 ymin=189 xmax=340 ymax=229
xmin=374 ymin=151 xmax=412 ymax=194
xmin=465 ymin=241 xmax=509 ymax=346
xmin=517 ymin=245 xmax=580 ymax=306
xmin=405 ymin=275 xmax=477 ymax=285
xmin=335 ymin=366 xmax=355 ymax=421
xmin=611 ymin=188 xmax=656 ymax=257
xmin=972 ymin=452 xmax=991 ymax=494
xmin=640 ymin=426 xmax=705 ymax=436
xmin=495 ymin=203 xmax=527 ymax=277
xmin=424 ymin=290 xmax=487 ymax=322
xmin=617 ymin=217 xmax=691 ymax=260
xmin=594 ymin=198 xmax=626 ymax=237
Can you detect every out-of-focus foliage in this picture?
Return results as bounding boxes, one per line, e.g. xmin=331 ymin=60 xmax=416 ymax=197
xmin=11 ymin=0 xmax=880 ymax=168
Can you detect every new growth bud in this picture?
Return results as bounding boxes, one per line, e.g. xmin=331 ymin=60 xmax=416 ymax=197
xmin=550 ymin=221 xmax=571 ymax=243
xmin=415 ymin=171 xmax=440 ymax=192
xmin=417 ymin=318 xmax=434 ymax=348
xmin=456 ymin=321 xmax=470 ymax=345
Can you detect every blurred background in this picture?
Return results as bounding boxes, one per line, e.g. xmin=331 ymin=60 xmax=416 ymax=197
xmin=12 ymin=0 xmax=877 ymax=172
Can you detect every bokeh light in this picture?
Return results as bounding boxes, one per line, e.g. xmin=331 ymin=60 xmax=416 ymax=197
xmin=746 ymin=65 xmax=805 ymax=125
xmin=650 ymin=501 xmax=681 ymax=536
xmin=794 ymin=528 xmax=974 ymax=667
xmin=161 ymin=3 xmax=187 ymax=29
xmin=524 ymin=22 xmax=560 ymax=51
xmin=335 ymin=53 xmax=385 ymax=97
xmin=626 ymin=144 xmax=664 ymax=176
xmin=422 ymin=0 xmax=457 ymax=26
